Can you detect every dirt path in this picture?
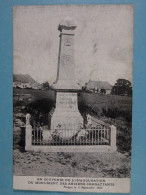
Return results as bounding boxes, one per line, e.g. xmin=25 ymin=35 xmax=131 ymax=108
xmin=13 ymin=148 xmax=130 ymax=178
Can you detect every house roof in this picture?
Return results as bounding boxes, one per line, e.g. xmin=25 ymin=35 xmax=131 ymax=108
xmin=86 ymin=80 xmax=112 ymax=90
xmin=13 ymin=74 xmax=40 ymax=87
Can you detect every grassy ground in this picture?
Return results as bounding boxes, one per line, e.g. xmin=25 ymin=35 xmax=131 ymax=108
xmin=14 ymin=88 xmax=132 ymax=112
xmin=13 ymin=148 xmax=130 ymax=178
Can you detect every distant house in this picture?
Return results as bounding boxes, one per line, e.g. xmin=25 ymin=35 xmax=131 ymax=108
xmin=13 ymin=81 xmax=31 ymax=89
xmin=13 ymin=74 xmax=42 ymax=89
xmin=32 ymin=83 xmax=42 ymax=90
xmin=85 ymin=80 xmax=112 ymax=95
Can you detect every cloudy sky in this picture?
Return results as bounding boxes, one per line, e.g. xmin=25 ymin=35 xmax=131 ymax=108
xmin=13 ymin=5 xmax=134 ymax=86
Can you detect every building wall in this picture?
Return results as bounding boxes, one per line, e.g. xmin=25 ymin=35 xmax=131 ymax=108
xmin=106 ymin=89 xmax=111 ymax=95
xmin=13 ymin=82 xmax=31 ymax=89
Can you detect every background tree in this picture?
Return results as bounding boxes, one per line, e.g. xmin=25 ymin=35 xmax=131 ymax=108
xmin=42 ymin=81 xmax=50 ymax=90
xmin=111 ymin=79 xmax=132 ymax=96
xmin=100 ymin=89 xmax=106 ymax=95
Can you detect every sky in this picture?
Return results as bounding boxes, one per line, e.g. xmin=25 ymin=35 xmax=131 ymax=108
xmin=13 ymin=5 xmax=134 ymax=86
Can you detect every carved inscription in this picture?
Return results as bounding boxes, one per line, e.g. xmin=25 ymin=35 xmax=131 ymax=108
xmin=56 ymin=92 xmax=78 ymax=109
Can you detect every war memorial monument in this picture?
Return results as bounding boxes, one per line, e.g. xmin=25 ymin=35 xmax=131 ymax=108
xmin=25 ymin=17 xmax=117 ymax=152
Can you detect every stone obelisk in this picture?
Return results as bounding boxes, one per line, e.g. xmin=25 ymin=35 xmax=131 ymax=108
xmin=51 ymin=17 xmax=83 ymax=140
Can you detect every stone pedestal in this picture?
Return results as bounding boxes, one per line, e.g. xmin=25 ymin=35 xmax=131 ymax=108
xmin=25 ymin=124 xmax=32 ymax=151
xmin=110 ymin=125 xmax=117 ymax=151
xmin=51 ymin=92 xmax=83 ymax=140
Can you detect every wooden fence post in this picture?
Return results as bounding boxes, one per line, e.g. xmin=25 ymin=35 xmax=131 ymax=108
xmin=25 ymin=114 xmax=32 ymax=151
xmin=110 ymin=125 xmax=117 ymax=151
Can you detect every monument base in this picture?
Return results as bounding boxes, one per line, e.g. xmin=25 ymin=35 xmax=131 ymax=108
xmin=50 ymin=92 xmax=83 ymax=140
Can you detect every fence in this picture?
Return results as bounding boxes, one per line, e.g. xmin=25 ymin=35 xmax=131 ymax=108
xmin=31 ymin=127 xmax=110 ymax=146
xmin=25 ymin=114 xmax=117 ymax=152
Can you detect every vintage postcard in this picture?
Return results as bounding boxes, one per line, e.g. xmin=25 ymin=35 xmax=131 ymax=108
xmin=13 ymin=5 xmax=133 ymax=193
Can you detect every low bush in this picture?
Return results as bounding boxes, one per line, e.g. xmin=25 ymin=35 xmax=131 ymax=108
xmin=102 ymin=108 xmax=132 ymax=123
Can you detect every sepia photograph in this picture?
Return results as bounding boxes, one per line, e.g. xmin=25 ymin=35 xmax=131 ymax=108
xmin=13 ymin=5 xmax=133 ymax=193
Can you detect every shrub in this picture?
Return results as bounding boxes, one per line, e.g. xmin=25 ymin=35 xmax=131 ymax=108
xmin=102 ymin=108 xmax=132 ymax=122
